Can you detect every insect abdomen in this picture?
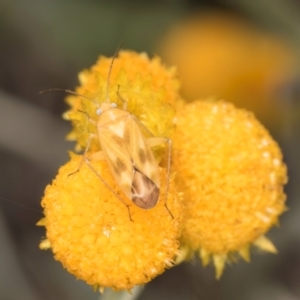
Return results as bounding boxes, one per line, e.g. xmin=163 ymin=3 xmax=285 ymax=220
xmin=131 ymin=168 xmax=159 ymax=209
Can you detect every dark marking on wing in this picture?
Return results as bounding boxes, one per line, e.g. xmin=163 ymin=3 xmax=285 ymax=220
xmin=123 ymin=125 xmax=131 ymax=144
xmin=112 ymin=158 xmax=127 ymax=175
xmin=131 ymin=168 xmax=159 ymax=209
xmin=138 ymin=148 xmax=147 ymax=164
xmin=116 ymin=158 xmax=127 ymax=172
xmin=111 ymin=135 xmax=124 ymax=148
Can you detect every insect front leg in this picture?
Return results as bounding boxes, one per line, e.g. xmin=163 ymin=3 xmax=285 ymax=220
xmin=68 ymin=133 xmax=98 ymax=176
xmin=68 ymin=109 xmax=99 ymax=176
xmin=147 ymin=137 xmax=173 ymax=218
xmin=116 ymin=85 xmax=128 ymax=110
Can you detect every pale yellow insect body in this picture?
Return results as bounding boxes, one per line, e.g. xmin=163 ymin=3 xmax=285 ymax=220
xmin=43 ymin=47 xmax=172 ymax=215
xmin=89 ymin=100 xmax=161 ymax=209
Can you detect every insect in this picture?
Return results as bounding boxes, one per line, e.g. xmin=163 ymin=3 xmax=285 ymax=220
xmin=41 ymin=45 xmax=173 ymax=218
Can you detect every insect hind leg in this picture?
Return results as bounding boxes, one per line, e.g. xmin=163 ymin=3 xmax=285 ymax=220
xmin=147 ymin=137 xmax=174 ymax=219
xmin=84 ymin=157 xmax=133 ymax=221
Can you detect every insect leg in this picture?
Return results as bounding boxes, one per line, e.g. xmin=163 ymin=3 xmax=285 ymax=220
xmin=116 ymin=85 xmax=128 ymax=110
xmin=84 ymin=156 xmax=133 ymax=221
xmin=68 ymin=133 xmax=97 ymax=176
xmin=77 ymin=110 xmax=97 ymax=125
xmin=68 ymin=109 xmax=98 ymax=176
xmin=147 ymin=137 xmax=174 ymax=219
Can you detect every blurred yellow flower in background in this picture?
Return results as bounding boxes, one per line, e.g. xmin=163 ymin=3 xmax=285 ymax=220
xmin=172 ymin=99 xmax=287 ymax=278
xmin=158 ymin=11 xmax=297 ymax=130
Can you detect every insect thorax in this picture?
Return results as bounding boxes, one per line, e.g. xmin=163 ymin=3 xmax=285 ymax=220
xmin=97 ymin=106 xmax=130 ymax=127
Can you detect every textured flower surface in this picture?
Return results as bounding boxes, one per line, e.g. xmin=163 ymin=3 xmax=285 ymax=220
xmin=172 ymin=99 xmax=287 ymax=278
xmin=64 ymin=50 xmax=180 ymax=151
xmin=39 ymin=153 xmax=182 ymax=291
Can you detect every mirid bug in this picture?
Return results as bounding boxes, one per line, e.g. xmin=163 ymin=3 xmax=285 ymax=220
xmin=41 ymin=45 xmax=173 ymax=218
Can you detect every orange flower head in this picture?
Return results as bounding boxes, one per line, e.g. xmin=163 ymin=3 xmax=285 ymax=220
xmin=63 ymin=50 xmax=180 ymax=152
xmin=40 ymin=153 xmax=182 ymax=291
xmin=158 ymin=12 xmax=297 ymax=129
xmin=172 ymin=99 xmax=287 ymax=278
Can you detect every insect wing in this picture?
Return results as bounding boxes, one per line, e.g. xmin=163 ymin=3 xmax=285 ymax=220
xmin=98 ymin=112 xmax=161 ymax=208
xmin=124 ymin=116 xmax=160 ymax=208
xmin=125 ymin=116 xmax=160 ymax=187
xmin=98 ymin=125 xmax=133 ymax=200
xmin=131 ymin=169 xmax=159 ymax=209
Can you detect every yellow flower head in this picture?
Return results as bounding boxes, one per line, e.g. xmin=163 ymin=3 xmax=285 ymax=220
xmin=40 ymin=153 xmax=182 ymax=291
xmin=158 ymin=12 xmax=297 ymax=129
xmin=172 ymin=99 xmax=287 ymax=278
xmin=39 ymin=45 xmax=288 ymax=289
xmin=64 ymin=50 xmax=180 ymax=152
xmin=38 ymin=50 xmax=184 ymax=291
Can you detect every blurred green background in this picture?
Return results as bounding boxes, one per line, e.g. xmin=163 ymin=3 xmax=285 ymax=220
xmin=1 ymin=0 xmax=300 ymax=299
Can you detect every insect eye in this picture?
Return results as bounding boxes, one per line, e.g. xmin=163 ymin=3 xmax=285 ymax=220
xmin=96 ymin=108 xmax=102 ymax=115
xmin=111 ymin=103 xmax=117 ymax=108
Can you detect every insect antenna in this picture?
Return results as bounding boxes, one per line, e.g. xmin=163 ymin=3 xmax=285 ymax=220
xmin=0 ymin=195 xmax=42 ymax=215
xmin=105 ymin=40 xmax=124 ymax=102
xmin=39 ymin=88 xmax=100 ymax=108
